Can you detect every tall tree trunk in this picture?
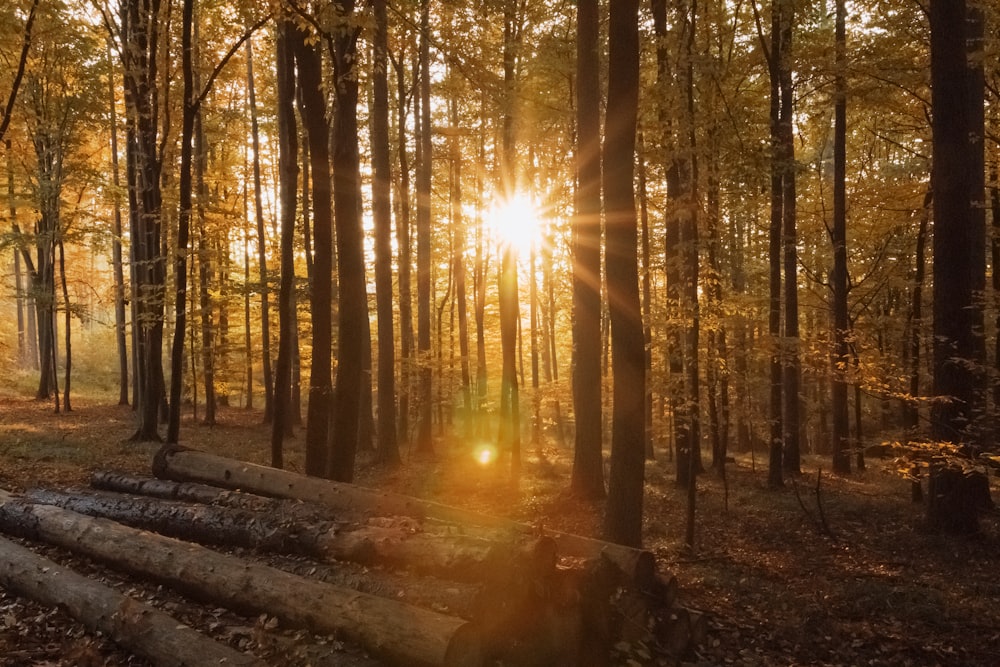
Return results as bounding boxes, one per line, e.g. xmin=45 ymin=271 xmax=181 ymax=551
xmin=270 ymin=19 xmax=299 ymax=468
xmin=122 ymin=0 xmax=166 ymax=442
xmin=373 ymin=0 xmax=399 ymax=466
xmin=831 ymin=0 xmax=851 ymax=475
xmin=394 ymin=54 xmax=415 ymax=447
xmin=416 ymin=0 xmax=434 ymax=453
xmin=58 ymin=237 xmax=71 ymax=412
xmin=603 ymin=0 xmax=645 ymax=548
xmin=245 ymin=38 xmax=274 ymax=423
xmin=637 ymin=133 xmax=654 ymax=460
xmin=930 ymin=0 xmax=982 ymax=443
xmin=294 ymin=32 xmax=334 ymax=477
xmin=766 ymin=0 xmax=784 ymax=487
xmin=166 ymin=0 xmax=196 ymax=444
xmin=194 ymin=30 xmax=217 ymax=427
xmin=779 ymin=0 xmax=800 ymax=475
xmin=106 ymin=46 xmax=130 ymax=405
xmin=451 ymin=96 xmax=472 ymax=435
xmin=570 ymin=0 xmax=605 ymax=499
xmin=904 ymin=189 xmax=931 ymax=430
xmin=329 ymin=1 xmax=366 ymax=482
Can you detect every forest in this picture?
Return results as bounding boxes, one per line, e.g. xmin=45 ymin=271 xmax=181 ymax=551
xmin=0 ymin=0 xmax=999 ymax=664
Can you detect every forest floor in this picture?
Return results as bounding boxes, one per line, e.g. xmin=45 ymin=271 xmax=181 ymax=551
xmin=0 ymin=390 xmax=998 ymax=666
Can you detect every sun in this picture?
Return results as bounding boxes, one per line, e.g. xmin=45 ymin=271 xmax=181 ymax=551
xmin=486 ymin=192 xmax=542 ymax=256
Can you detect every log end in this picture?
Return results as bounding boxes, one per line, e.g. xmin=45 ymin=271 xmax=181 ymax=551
xmin=443 ymin=622 xmax=483 ymax=667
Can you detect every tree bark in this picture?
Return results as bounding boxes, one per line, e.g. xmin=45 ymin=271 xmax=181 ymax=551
xmin=603 ymin=0 xmax=646 ymax=548
xmin=0 ymin=491 xmax=480 ymax=666
xmin=416 ymin=0 xmax=434 ymax=453
xmin=23 ymin=487 xmax=519 ymax=581
xmin=570 ymin=0 xmax=605 ymax=499
xmin=372 ymin=0 xmax=400 ymax=466
xmin=0 ymin=535 xmax=262 ymax=667
xmin=294 ymin=31 xmax=335 ymax=477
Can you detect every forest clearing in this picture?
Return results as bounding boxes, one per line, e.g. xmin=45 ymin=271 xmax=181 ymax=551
xmin=0 ymin=391 xmax=997 ymax=666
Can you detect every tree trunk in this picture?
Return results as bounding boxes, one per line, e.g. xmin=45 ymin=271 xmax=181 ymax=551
xmin=270 ymin=19 xmax=299 ymax=468
xmin=0 ymin=491 xmax=479 ymax=666
xmin=766 ymin=0 xmax=784 ymax=487
xmin=330 ymin=3 xmax=367 ymax=482
xmin=295 ymin=31 xmax=335 ymax=477
xmin=416 ymin=0 xmax=434 ymax=454
xmin=779 ymin=0 xmax=801 ymax=476
xmin=830 ymin=0 xmax=851 ymax=475
xmin=0 ymin=535 xmax=262 ymax=667
xmin=372 ymin=0 xmax=399 ymax=466
xmin=930 ymin=0 xmax=982 ymax=444
xmin=245 ymin=38 xmax=274 ymax=422
xmin=570 ymin=0 xmax=605 ymax=500
xmin=107 ymin=43 xmax=130 ymax=405
xmin=394 ymin=53 xmax=416 ymax=447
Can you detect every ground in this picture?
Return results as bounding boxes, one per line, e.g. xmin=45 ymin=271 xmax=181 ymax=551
xmin=0 ymin=391 xmax=998 ymax=666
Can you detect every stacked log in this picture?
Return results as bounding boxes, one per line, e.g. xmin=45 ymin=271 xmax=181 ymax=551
xmin=0 ymin=448 xmax=709 ymax=665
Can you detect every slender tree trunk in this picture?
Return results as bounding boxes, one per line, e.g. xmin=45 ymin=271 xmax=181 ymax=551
xmin=245 ymin=38 xmax=274 ymax=423
xmin=393 ymin=54 xmax=415 ymax=448
xmin=58 ymin=237 xmax=71 ymax=412
xmin=831 ymin=0 xmax=851 ymax=475
xmin=270 ymin=19 xmax=299 ymax=468
xmin=294 ymin=32 xmax=335 ymax=477
xmin=329 ymin=2 xmax=366 ymax=481
xmin=106 ymin=47 xmax=130 ymax=405
xmin=766 ymin=0 xmax=784 ymax=487
xmin=779 ymin=0 xmax=800 ymax=475
xmin=373 ymin=0 xmax=399 ymax=466
xmin=415 ymin=0 xmax=434 ymax=454
xmin=193 ymin=31 xmax=216 ymax=427
xmin=570 ymin=0 xmax=605 ymax=499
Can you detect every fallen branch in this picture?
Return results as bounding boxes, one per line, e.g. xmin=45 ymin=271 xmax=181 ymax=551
xmin=0 ymin=535 xmax=262 ymax=667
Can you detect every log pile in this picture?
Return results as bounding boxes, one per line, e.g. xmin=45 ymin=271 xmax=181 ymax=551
xmin=0 ymin=447 xmax=708 ymax=665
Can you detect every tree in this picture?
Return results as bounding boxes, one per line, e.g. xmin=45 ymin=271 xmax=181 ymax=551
xmin=329 ymin=0 xmax=367 ymax=482
xmin=570 ymin=0 xmax=605 ymax=500
xmin=294 ymin=28 xmax=334 ymax=478
xmin=372 ymin=0 xmax=399 ymax=466
xmin=270 ymin=17 xmax=299 ymax=468
xmin=929 ymin=0 xmax=984 ymax=446
xmin=830 ymin=0 xmax=851 ymax=475
xmin=603 ymin=0 xmax=646 ymax=548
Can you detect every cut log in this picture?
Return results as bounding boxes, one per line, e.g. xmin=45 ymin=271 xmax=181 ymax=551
xmin=0 ymin=535 xmax=262 ymax=667
xmin=90 ymin=470 xmax=334 ymax=523
xmin=154 ymin=445 xmax=656 ymax=587
xmin=0 ymin=490 xmax=481 ymax=666
xmin=24 ymin=488 xmax=515 ymax=580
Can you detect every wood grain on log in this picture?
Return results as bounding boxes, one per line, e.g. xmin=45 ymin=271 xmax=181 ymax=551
xmin=0 ymin=535 xmax=262 ymax=667
xmin=0 ymin=490 xmax=480 ymax=666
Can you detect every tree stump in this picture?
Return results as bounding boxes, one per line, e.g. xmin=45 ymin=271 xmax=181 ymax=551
xmin=926 ymin=465 xmax=994 ymax=534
